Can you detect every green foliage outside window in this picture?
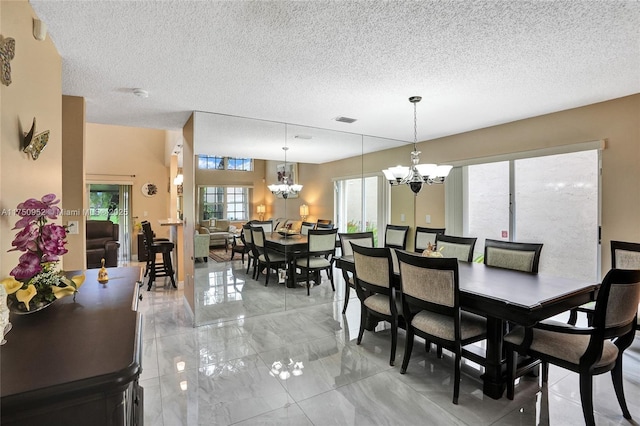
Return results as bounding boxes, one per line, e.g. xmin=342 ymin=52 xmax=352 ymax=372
xmin=346 ymin=220 xmax=378 ymax=246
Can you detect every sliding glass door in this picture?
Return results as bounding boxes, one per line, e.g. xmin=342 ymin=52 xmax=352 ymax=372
xmin=335 ymin=175 xmax=382 ymax=246
xmin=465 ymin=149 xmax=599 ymax=281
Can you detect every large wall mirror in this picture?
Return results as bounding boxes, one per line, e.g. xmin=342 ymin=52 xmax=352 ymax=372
xmin=188 ymin=111 xmax=410 ymax=327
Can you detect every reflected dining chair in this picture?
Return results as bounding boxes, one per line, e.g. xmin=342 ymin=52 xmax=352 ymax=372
xmin=316 ymin=218 xmax=332 ymax=226
xmin=384 ymin=224 xmax=410 ymax=250
xmin=483 ymin=239 xmax=543 ymax=273
xmin=338 ymin=231 xmax=375 ymax=314
xmin=250 ymin=226 xmax=286 ymax=286
xmin=300 ymin=221 xmax=316 ymax=235
xmin=396 ymin=250 xmax=487 ymax=404
xmin=504 ymin=268 xmax=640 ymax=426
xmin=230 ymin=226 xmax=251 ymax=264
xmin=252 ymin=220 xmax=274 ymax=234
xmin=435 ymin=234 xmax=477 ymax=262
xmin=569 ymin=240 xmax=640 ymax=327
xmin=296 ymin=228 xmax=338 ymax=295
xmin=414 ymin=227 xmax=446 ymax=253
xmin=352 ymin=244 xmax=401 ymax=366
xmin=242 ymin=223 xmax=258 ymax=277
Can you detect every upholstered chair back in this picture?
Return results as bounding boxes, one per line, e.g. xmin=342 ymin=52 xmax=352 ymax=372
xmin=399 ymin=256 xmax=457 ymax=307
xmin=308 ymin=229 xmax=337 ymax=253
xmin=353 ymin=246 xmax=393 ymax=290
xmin=435 ymin=235 xmax=478 ymax=263
xmin=484 ymin=239 xmax=543 ymax=273
xmin=414 ymin=227 xmax=446 ymax=253
xmin=339 ymin=232 xmax=374 ymax=257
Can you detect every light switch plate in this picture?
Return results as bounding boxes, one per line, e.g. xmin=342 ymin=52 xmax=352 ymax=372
xmin=425 ymin=214 xmax=431 ymax=224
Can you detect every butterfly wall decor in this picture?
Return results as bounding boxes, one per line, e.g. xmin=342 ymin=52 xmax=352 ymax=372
xmin=1 ymin=35 xmax=15 ymax=86
xmin=22 ymin=118 xmax=50 ymax=160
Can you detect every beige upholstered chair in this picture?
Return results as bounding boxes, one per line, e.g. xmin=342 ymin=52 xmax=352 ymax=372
xmin=296 ymin=228 xmax=338 ymax=295
xmin=383 ymin=224 xmax=410 ymax=250
xmin=396 ymin=250 xmax=487 ymax=404
xmin=414 ymin=226 xmax=445 ymax=253
xmin=338 ymin=232 xmax=375 ymax=314
xmin=435 ymin=235 xmax=477 ymax=262
xmin=569 ymin=240 xmax=640 ymax=327
xmin=352 ymin=244 xmax=401 ymax=366
xmin=194 ymin=230 xmax=210 ymax=262
xmin=504 ymin=268 xmax=640 ymax=425
xmin=483 ymin=239 xmax=543 ymax=273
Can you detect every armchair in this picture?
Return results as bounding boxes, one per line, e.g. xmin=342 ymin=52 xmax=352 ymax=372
xmin=86 ymin=220 xmax=120 ymax=268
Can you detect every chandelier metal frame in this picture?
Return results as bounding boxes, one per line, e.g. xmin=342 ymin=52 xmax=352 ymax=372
xmin=382 ymin=96 xmax=452 ymax=195
xmin=268 ymin=124 xmax=303 ymax=199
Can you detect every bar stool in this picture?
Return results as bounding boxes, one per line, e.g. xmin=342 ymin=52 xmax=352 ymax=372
xmin=141 ymin=221 xmax=176 ymax=290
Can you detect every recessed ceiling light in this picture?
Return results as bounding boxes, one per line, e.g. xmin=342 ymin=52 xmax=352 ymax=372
xmin=133 ymin=88 xmax=149 ymax=98
xmin=334 ymin=116 xmax=357 ymax=124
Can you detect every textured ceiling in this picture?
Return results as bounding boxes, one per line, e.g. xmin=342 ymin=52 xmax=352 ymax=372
xmin=29 ymin=1 xmax=640 ymax=163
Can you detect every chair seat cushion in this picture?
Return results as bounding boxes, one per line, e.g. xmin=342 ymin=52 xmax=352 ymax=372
xmin=364 ymin=293 xmax=392 ymax=316
xmin=504 ymin=323 xmax=619 ymax=368
xmin=411 ymin=310 xmax=486 ymax=341
xmin=259 ymin=253 xmax=286 ymax=263
xmin=295 ymin=257 xmax=331 ymax=269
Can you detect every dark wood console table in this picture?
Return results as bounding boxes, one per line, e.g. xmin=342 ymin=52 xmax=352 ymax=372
xmin=1 ymin=267 xmax=144 ymax=426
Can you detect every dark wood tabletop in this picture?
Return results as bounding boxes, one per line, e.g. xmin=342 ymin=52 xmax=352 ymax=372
xmin=335 ymin=255 xmax=598 ymax=398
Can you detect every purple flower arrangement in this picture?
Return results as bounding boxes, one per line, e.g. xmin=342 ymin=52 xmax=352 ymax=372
xmin=2 ymin=194 xmax=83 ymax=312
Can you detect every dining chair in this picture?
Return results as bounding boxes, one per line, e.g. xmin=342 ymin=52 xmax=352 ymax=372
xmin=300 ymin=221 xmax=316 ymax=235
xmin=414 ymin=226 xmax=446 ymax=253
xmin=316 ymin=219 xmax=332 ymax=226
xmin=504 ymin=268 xmax=640 ymax=426
xmin=568 ymin=240 xmax=640 ymax=327
xmin=483 ymin=239 xmax=543 ymax=273
xmin=296 ymin=228 xmax=338 ymax=295
xmin=351 ymin=244 xmax=401 ymax=366
xmin=338 ymin=232 xmax=375 ymax=314
xmin=242 ymin=223 xmax=258 ymax=277
xmin=315 ymin=222 xmax=334 ymax=230
xmin=250 ymin=225 xmax=286 ymax=286
xmin=230 ymin=226 xmax=251 ymax=263
xmin=435 ymin=234 xmax=477 ymax=262
xmin=252 ymin=220 xmax=274 ymax=234
xmin=396 ymin=250 xmax=487 ymax=404
xmin=384 ymin=224 xmax=410 ymax=250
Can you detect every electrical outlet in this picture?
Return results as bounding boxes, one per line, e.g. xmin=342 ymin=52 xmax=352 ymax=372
xmin=67 ymin=220 xmax=79 ymax=234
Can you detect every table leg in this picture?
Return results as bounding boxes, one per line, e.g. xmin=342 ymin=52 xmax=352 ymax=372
xmin=481 ymin=316 xmax=506 ymax=399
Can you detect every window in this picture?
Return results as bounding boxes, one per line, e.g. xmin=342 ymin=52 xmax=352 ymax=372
xmin=198 ymin=155 xmax=253 ymax=171
xmin=227 ymin=157 xmax=253 ymax=171
xmin=200 ymin=186 xmax=250 ymax=221
xmin=198 ymin=155 xmax=224 ymax=170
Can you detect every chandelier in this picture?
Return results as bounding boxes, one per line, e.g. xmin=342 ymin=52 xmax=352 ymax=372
xmin=268 ymin=124 xmax=303 ymax=199
xmin=382 ymin=96 xmax=452 ymax=195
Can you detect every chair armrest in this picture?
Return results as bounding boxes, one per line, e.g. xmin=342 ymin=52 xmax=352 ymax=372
xmin=535 ymin=319 xmax=593 ymax=334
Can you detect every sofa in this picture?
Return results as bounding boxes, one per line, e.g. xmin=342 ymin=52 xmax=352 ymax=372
xmin=199 ymin=219 xmax=235 ymax=250
xmin=86 ymin=220 xmax=120 ymax=268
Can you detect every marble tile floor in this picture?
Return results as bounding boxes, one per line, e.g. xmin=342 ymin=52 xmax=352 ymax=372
xmin=136 ymin=259 xmax=640 ymax=425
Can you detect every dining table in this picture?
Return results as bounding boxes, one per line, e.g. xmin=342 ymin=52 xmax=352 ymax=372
xmin=264 ymin=232 xmax=309 ymax=288
xmin=335 ymin=254 xmax=599 ymax=399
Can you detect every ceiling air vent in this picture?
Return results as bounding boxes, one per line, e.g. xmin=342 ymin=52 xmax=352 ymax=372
xmin=334 ymin=116 xmax=357 ymax=124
